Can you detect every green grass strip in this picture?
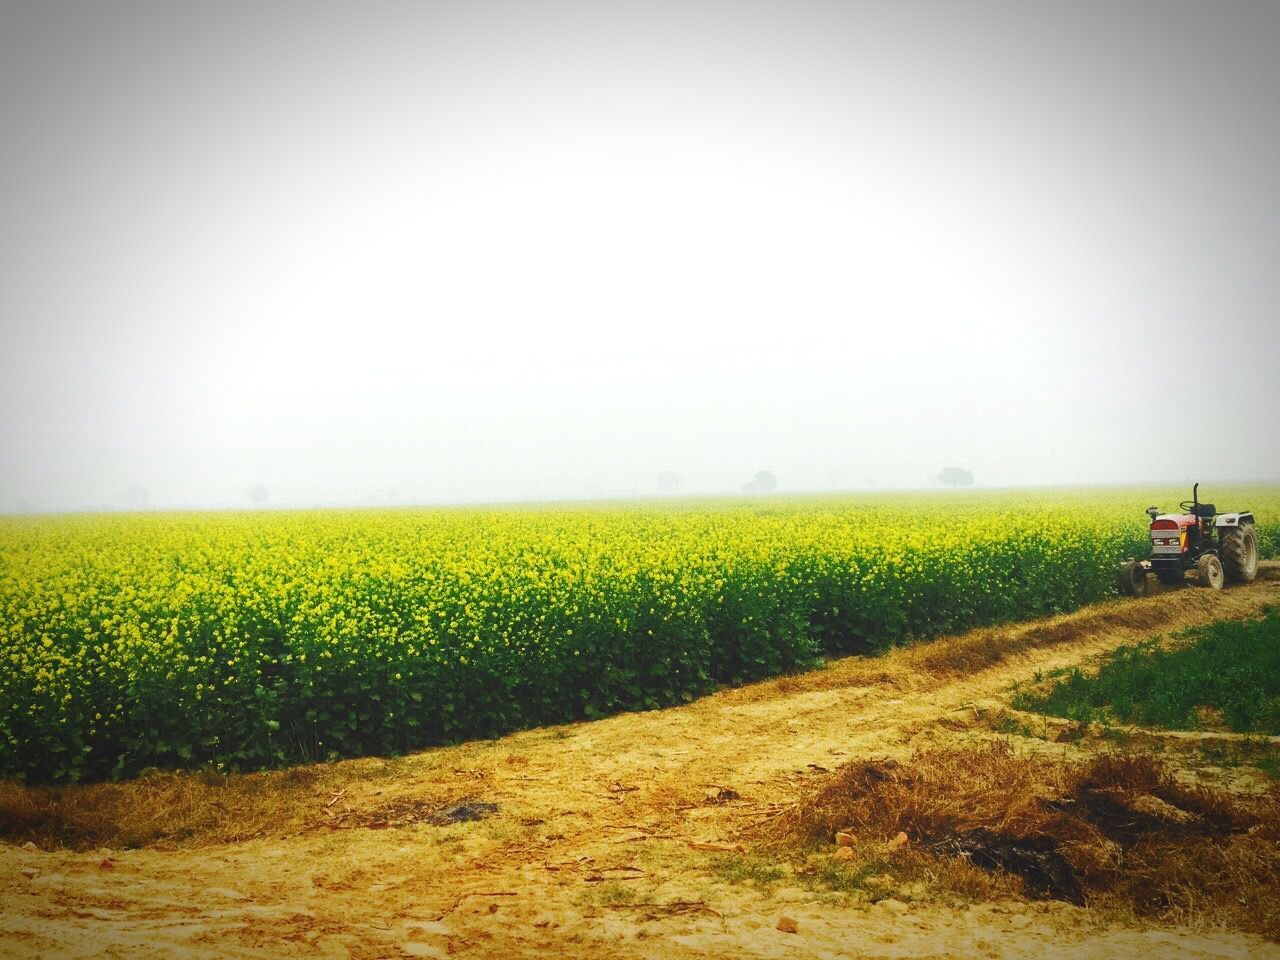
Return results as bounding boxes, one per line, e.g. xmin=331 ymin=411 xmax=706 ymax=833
xmin=1013 ymin=608 xmax=1280 ymax=734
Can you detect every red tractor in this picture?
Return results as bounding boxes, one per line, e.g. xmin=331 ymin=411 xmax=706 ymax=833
xmin=1118 ymin=484 xmax=1258 ymax=595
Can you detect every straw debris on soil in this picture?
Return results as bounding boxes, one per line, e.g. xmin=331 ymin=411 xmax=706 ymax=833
xmin=769 ymin=741 xmax=1280 ymax=936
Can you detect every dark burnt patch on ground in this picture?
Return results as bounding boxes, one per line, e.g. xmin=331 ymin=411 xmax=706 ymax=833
xmin=769 ymin=742 xmax=1280 ymax=936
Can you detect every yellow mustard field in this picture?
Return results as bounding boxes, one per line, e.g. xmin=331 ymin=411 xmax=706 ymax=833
xmin=2 ymin=486 xmax=1276 ymax=782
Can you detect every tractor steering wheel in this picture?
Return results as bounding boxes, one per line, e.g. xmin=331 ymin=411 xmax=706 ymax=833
xmin=1180 ymin=500 xmax=1196 ymax=512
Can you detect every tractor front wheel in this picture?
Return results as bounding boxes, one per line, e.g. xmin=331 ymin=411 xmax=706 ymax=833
xmin=1196 ymin=553 xmax=1225 ymax=590
xmin=1220 ymin=523 xmax=1259 ymax=583
xmin=1117 ymin=560 xmax=1147 ymax=596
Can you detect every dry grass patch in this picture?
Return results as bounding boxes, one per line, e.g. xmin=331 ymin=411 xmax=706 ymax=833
xmin=0 ymin=758 xmax=427 ymax=850
xmin=765 ymin=742 xmax=1280 ymax=937
xmin=910 ymin=604 xmax=1174 ymax=678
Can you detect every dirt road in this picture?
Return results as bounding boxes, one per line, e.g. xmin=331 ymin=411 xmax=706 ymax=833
xmin=4 ymin=569 xmax=1279 ymax=959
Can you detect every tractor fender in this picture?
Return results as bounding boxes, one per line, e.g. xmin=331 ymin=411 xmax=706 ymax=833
xmin=1214 ymin=512 xmax=1254 ymax=527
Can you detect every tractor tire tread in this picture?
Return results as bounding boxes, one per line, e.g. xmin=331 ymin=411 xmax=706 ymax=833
xmin=1220 ymin=523 xmax=1259 ymax=584
xmin=1196 ymin=553 xmax=1225 ymax=590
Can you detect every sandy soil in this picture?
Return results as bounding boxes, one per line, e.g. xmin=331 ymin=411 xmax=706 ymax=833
xmin=3 ymin=568 xmax=1280 ymax=960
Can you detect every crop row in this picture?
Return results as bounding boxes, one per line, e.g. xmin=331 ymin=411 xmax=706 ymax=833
xmin=1 ymin=487 xmax=1275 ymax=781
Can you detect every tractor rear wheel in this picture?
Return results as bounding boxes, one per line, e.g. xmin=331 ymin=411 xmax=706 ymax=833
xmin=1196 ymin=553 xmax=1225 ymax=590
xmin=1117 ymin=560 xmax=1147 ymax=596
xmin=1220 ymin=523 xmax=1259 ymax=583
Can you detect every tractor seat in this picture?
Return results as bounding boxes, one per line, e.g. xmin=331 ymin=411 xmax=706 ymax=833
xmin=1191 ymin=502 xmax=1216 ymax=518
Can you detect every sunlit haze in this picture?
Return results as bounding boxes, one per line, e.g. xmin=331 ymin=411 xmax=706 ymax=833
xmin=2 ymin=1 xmax=1278 ymax=512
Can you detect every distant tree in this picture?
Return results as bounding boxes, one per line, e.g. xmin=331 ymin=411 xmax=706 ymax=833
xmin=743 ymin=470 xmax=778 ymax=494
xmin=936 ymin=467 xmax=975 ymax=488
xmin=246 ymin=484 xmax=270 ymax=506
xmin=657 ymin=471 xmax=681 ymax=494
xmin=118 ymin=484 xmax=150 ymax=510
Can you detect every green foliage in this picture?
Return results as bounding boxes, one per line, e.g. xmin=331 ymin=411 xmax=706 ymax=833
xmin=992 ymin=712 xmax=1035 ymax=738
xmin=1013 ymin=609 xmax=1280 ymax=734
xmin=1 ymin=484 xmax=1276 ymax=782
xmin=711 ymin=853 xmax=786 ymax=889
xmin=803 ymin=857 xmax=898 ymax=895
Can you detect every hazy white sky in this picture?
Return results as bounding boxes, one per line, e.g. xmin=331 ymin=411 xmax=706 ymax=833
xmin=2 ymin=1 xmax=1278 ymax=511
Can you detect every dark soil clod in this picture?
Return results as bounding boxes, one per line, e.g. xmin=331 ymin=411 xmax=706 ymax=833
xmin=428 ymin=801 xmax=499 ymax=825
xmin=925 ymin=780 xmax=1243 ymax=905
xmin=927 ymin=829 xmax=1083 ymax=904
